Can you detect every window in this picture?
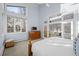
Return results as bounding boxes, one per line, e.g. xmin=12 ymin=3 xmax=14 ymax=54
xmin=7 ymin=16 xmax=26 ymax=33
xmin=49 ymin=23 xmax=62 ymax=37
xmin=49 ymin=16 xmax=62 ymax=37
xmin=6 ymin=5 xmax=26 ymax=15
xmin=63 ymin=22 xmax=71 ymax=39
xmin=6 ymin=5 xmax=26 ymax=33
xmin=49 ymin=11 xmax=75 ymax=39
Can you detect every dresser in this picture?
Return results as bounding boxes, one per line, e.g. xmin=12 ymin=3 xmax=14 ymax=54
xmin=29 ymin=31 xmax=41 ymax=40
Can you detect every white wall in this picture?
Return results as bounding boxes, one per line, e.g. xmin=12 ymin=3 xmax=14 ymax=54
xmin=39 ymin=3 xmax=61 ymax=38
xmin=27 ymin=4 xmax=40 ymax=31
xmin=4 ymin=4 xmax=40 ymax=42
xmin=0 ymin=3 xmax=61 ymax=41
xmin=5 ymin=32 xmax=27 ymax=42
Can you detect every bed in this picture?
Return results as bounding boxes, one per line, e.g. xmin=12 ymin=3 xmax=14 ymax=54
xmin=0 ymin=35 xmax=5 ymax=56
xmin=31 ymin=37 xmax=74 ymax=56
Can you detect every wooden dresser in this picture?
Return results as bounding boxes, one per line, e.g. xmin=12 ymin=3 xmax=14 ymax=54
xmin=29 ymin=31 xmax=41 ymax=40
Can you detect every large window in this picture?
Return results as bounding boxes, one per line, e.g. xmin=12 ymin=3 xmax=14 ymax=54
xmin=6 ymin=5 xmax=26 ymax=33
xmin=62 ymin=13 xmax=74 ymax=40
xmin=7 ymin=16 xmax=26 ymax=33
xmin=47 ymin=12 xmax=74 ymax=40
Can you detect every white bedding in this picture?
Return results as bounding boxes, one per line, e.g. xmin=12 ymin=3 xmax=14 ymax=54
xmin=32 ymin=37 xmax=74 ymax=56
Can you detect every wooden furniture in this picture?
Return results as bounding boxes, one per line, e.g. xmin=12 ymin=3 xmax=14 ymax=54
xmin=28 ymin=38 xmax=32 ymax=56
xmin=28 ymin=31 xmax=41 ymax=56
xmin=5 ymin=39 xmax=15 ymax=48
xmin=29 ymin=31 xmax=41 ymax=40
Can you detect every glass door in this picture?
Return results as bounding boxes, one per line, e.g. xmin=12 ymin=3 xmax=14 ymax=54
xmin=63 ymin=21 xmax=73 ymax=40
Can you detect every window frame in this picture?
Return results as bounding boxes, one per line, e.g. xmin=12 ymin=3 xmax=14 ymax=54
xmin=5 ymin=5 xmax=27 ymax=33
xmin=48 ymin=12 xmax=74 ymax=40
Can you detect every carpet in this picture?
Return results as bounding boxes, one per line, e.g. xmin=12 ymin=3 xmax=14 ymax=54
xmin=3 ymin=39 xmax=40 ymax=56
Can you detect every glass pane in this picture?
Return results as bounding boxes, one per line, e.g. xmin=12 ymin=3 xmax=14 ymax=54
xmin=7 ymin=16 xmax=26 ymax=33
xmin=6 ymin=5 xmax=26 ymax=15
xmin=7 ymin=6 xmax=20 ymax=13
xmin=20 ymin=18 xmax=26 ymax=32
xmin=14 ymin=18 xmax=21 ymax=32
xmin=49 ymin=23 xmax=61 ymax=37
xmin=15 ymin=25 xmax=21 ymax=32
xmin=7 ymin=16 xmax=14 ymax=32
xmin=63 ymin=13 xmax=74 ymax=20
xmin=63 ymin=22 xmax=71 ymax=39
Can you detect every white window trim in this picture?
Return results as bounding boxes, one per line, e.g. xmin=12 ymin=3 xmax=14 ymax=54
xmin=5 ymin=5 xmax=27 ymax=33
xmin=44 ymin=11 xmax=77 ymax=40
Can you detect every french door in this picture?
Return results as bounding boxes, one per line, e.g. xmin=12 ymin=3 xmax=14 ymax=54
xmin=63 ymin=21 xmax=73 ymax=40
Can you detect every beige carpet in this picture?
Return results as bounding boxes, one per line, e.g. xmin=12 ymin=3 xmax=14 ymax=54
xmin=3 ymin=40 xmax=40 ymax=56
